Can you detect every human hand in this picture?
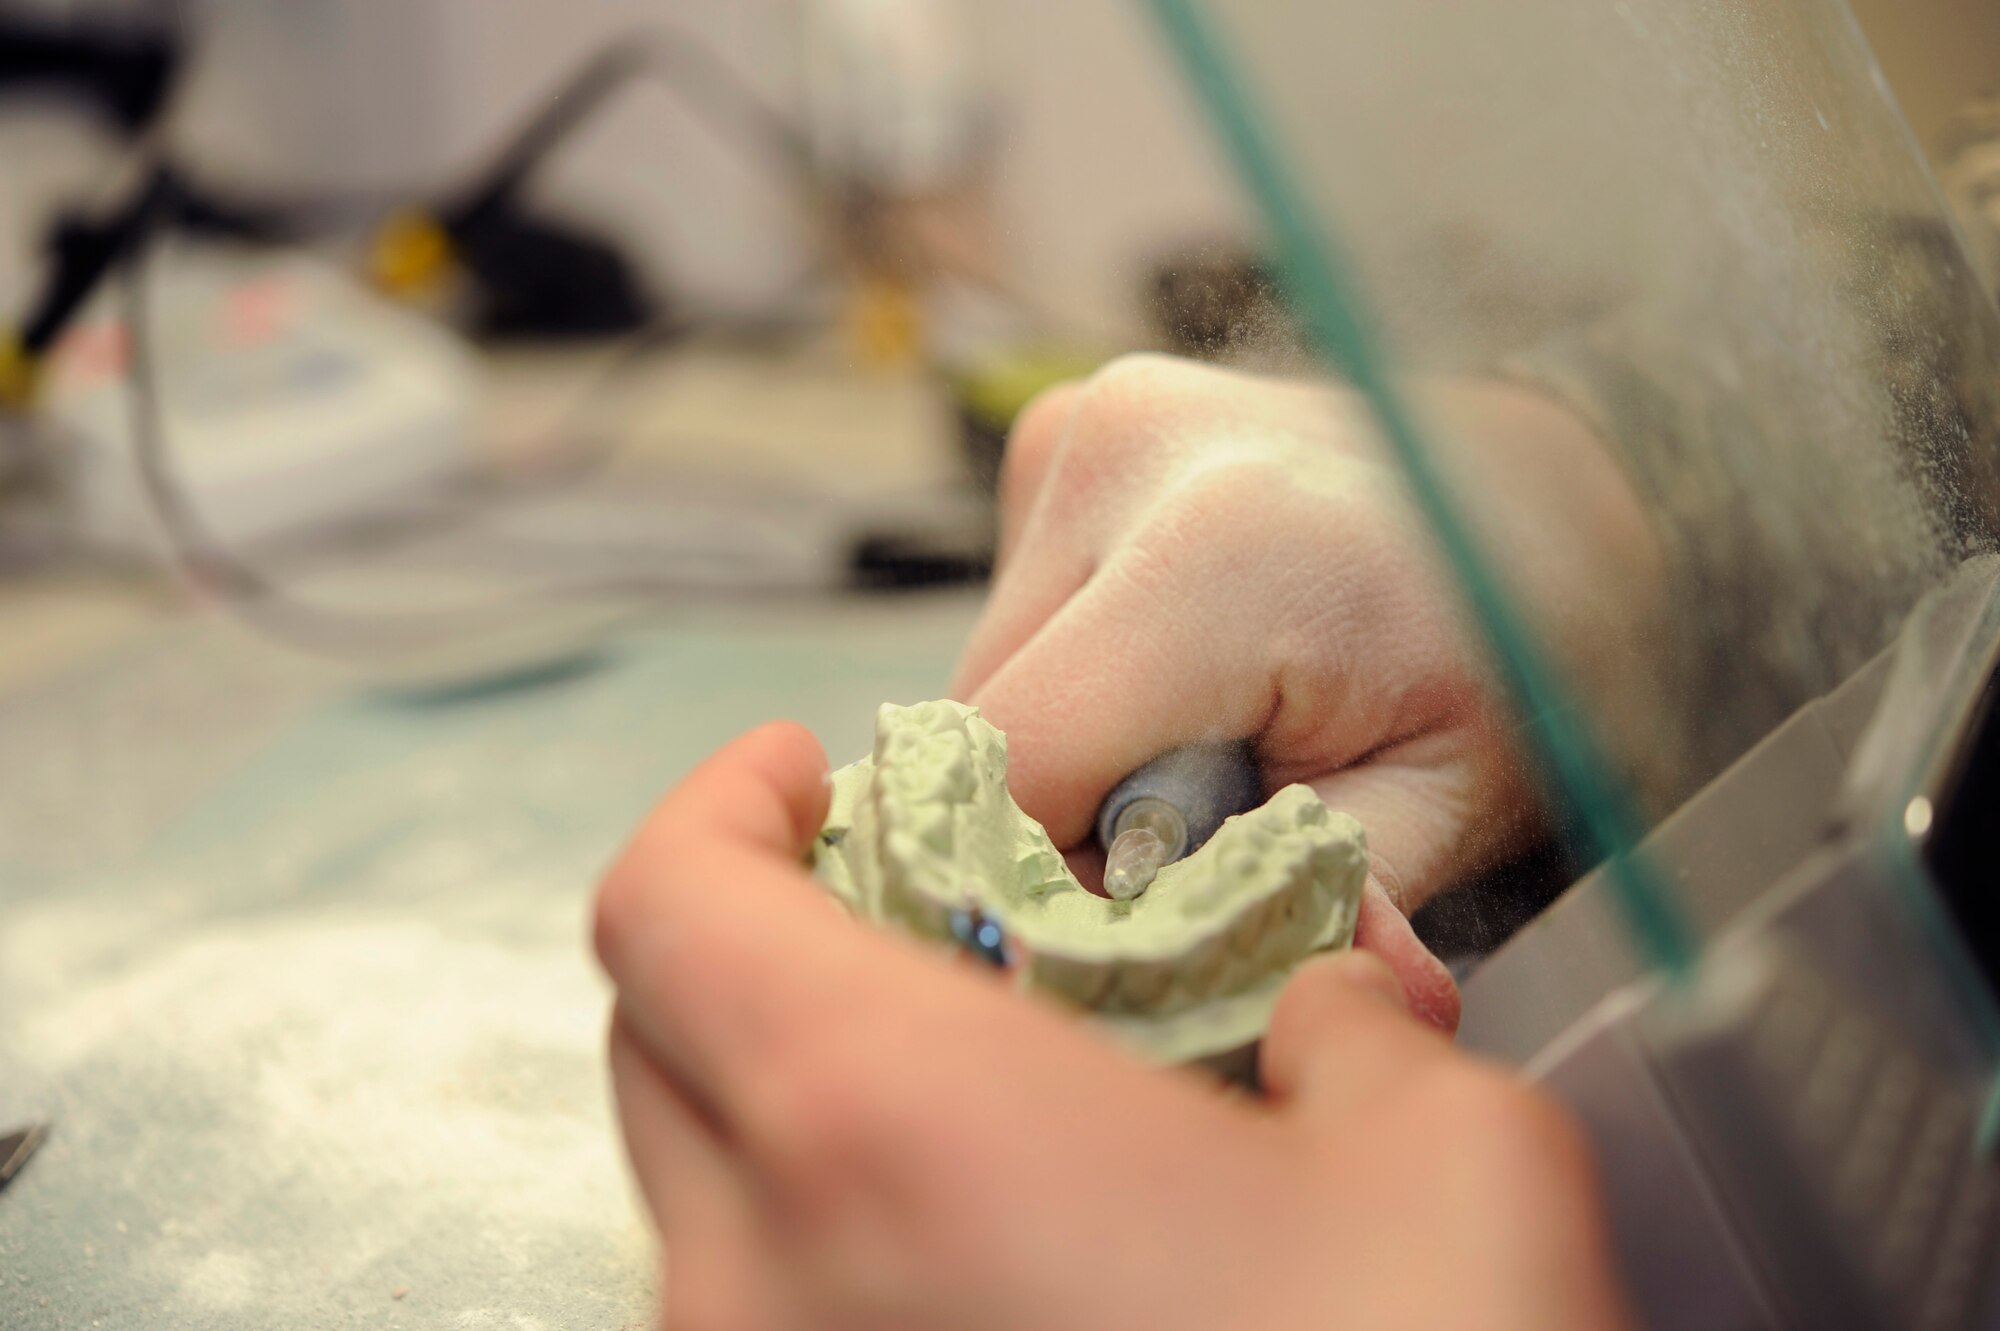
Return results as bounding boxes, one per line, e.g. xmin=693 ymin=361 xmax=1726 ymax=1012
xmin=952 ymin=355 xmax=1660 ymax=1031
xmin=594 ymin=722 xmax=1635 ymax=1331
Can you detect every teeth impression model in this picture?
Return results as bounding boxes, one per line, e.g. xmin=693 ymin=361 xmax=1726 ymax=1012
xmin=813 ymin=700 xmax=1368 ymax=1066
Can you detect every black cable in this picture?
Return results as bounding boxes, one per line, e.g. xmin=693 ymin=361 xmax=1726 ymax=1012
xmin=440 ymin=30 xmax=812 ymax=242
xmin=0 ymin=13 xmax=181 ymax=136
xmin=419 ymin=30 xmax=823 ymax=341
xmin=3 ymin=1 xmax=190 ymax=374
xmin=23 ymin=167 xmax=176 ymax=357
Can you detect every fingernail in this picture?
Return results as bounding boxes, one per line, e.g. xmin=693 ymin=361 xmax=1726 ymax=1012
xmin=1411 ymin=950 xmax=1463 ymax=1034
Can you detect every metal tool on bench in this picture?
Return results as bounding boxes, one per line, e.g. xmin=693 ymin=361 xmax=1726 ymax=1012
xmin=0 ymin=1122 xmax=48 ymax=1196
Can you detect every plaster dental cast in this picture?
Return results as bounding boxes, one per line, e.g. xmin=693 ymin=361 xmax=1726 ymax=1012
xmin=815 ymin=698 xmax=1367 ymax=1068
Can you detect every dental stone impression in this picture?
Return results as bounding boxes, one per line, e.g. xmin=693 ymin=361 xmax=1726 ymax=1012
xmin=814 ymin=700 xmax=1367 ymax=1064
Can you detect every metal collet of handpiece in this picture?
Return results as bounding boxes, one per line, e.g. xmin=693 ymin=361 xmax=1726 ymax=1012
xmin=1096 ymin=741 xmax=1263 ymax=900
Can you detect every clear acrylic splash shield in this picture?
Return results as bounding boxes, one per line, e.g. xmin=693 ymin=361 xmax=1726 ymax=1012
xmin=1147 ymin=0 xmax=2000 ymax=990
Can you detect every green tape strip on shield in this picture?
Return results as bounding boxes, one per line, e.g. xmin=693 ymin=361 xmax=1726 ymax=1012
xmin=1143 ymin=0 xmax=1697 ymax=980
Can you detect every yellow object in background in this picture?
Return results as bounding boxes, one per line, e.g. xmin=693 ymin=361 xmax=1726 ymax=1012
xmin=847 ymin=275 xmax=924 ymax=369
xmin=947 ymin=346 xmax=1106 ymax=437
xmin=941 ymin=343 xmax=1107 ymax=492
xmin=370 ymin=211 xmax=456 ymax=299
xmin=0 ymin=334 xmax=42 ymax=411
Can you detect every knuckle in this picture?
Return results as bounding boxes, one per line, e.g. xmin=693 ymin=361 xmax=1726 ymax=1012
xmin=1366 ymin=857 xmax=1417 ymax=916
xmin=1162 ymin=453 xmax=1292 ymax=523
xmin=1136 ymin=456 xmax=1314 ymax=582
xmin=1052 ymin=353 xmax=1186 ymax=473
xmin=1080 ymin=350 xmax=1186 ymax=407
xmin=1031 ymin=354 xmax=1301 ymax=536
xmin=1000 ymin=382 xmax=1078 ymax=499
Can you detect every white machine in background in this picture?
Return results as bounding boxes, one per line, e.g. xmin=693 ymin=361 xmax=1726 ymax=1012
xmin=22 ymin=240 xmax=977 ymax=689
xmin=42 ymin=248 xmax=479 ymax=556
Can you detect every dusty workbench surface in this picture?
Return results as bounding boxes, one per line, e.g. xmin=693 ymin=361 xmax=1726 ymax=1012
xmin=0 ymin=318 xmax=996 ymax=1327
xmin=0 ymin=589 xmax=980 ymax=1330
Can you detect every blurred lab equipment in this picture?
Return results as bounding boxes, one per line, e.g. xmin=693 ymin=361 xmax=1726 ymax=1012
xmin=0 ymin=5 xmax=1027 ymax=683
xmin=358 ymin=31 xmax=812 ymax=341
xmin=47 ymin=249 xmax=478 ymax=555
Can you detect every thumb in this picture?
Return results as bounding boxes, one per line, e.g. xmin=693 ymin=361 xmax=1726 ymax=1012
xmin=1260 ymin=950 xmax=1453 ymax=1120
